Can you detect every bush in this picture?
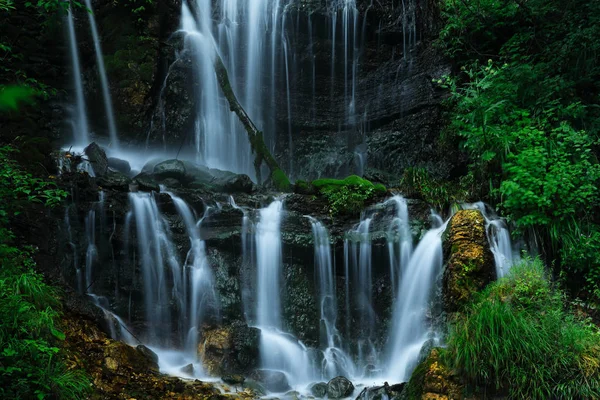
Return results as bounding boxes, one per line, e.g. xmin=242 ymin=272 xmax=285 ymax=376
xmin=312 ymin=175 xmax=386 ymax=216
xmin=445 ymin=259 xmax=600 ymax=399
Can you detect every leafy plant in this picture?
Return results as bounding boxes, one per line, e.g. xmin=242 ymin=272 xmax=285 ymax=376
xmin=445 ymin=258 xmax=600 ymax=399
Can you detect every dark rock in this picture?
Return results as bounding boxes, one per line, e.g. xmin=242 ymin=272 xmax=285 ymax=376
xmin=108 ymin=157 xmax=132 ymax=174
xmin=442 ymin=209 xmax=495 ymax=312
xmin=84 ymin=142 xmax=108 ymax=176
xmin=251 ymin=369 xmax=291 ymax=393
xmin=310 ymin=382 xmax=328 ymax=398
xmin=133 ymin=173 xmax=160 ymax=192
xmin=216 ymin=173 xmax=254 ymax=194
xmin=327 ymin=376 xmax=354 ymax=398
xmin=242 ymin=379 xmax=267 ymax=396
xmin=153 ymin=159 xmax=187 ymax=181
xmin=356 ymin=383 xmax=406 ymax=400
xmin=97 ymin=171 xmax=132 ymax=190
xmin=180 ymin=363 xmax=194 ymax=375
xmin=161 ymin=177 xmax=182 ymax=188
xmin=136 ymin=344 xmax=159 ymax=367
xmin=221 ymin=374 xmax=245 ymax=385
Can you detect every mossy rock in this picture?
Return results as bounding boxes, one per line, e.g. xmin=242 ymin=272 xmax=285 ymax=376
xmin=310 ymin=175 xmax=387 ymax=216
xmin=404 ymin=348 xmax=464 ymax=400
xmin=442 ymin=210 xmax=495 ymax=312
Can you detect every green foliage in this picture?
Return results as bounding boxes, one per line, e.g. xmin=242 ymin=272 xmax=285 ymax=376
xmin=438 ymin=0 xmax=600 ymax=299
xmin=445 ymin=258 xmax=600 ymax=399
xmin=312 ymin=175 xmax=386 ymax=216
xmin=0 ymin=85 xmax=36 ymax=111
xmin=271 ymin=168 xmax=291 ymax=192
xmin=399 ymin=167 xmax=474 ymax=209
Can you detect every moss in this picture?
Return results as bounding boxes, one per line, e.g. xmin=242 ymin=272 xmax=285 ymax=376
xmin=294 ymin=180 xmax=315 ymax=195
xmin=405 ymin=348 xmax=464 ymax=400
xmin=271 ymin=168 xmax=291 ymax=192
xmin=311 ymin=176 xmax=387 ymax=216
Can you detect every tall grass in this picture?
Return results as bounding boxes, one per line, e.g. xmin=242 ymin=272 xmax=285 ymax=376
xmin=444 ymin=258 xmax=600 ymax=399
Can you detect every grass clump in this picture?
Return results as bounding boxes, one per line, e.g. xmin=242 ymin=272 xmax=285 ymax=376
xmin=312 ymin=175 xmax=387 ymax=216
xmin=445 ymin=258 xmax=600 ymax=399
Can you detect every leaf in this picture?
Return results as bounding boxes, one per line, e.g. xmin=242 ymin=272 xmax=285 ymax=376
xmin=0 ymin=86 xmax=36 ymax=111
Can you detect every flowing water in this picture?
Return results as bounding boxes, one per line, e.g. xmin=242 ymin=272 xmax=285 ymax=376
xmin=66 ymin=7 xmax=89 ymax=145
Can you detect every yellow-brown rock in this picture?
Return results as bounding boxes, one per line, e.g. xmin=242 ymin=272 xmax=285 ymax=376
xmin=404 ymin=349 xmax=465 ymax=400
xmin=442 ymin=209 xmax=495 ymax=312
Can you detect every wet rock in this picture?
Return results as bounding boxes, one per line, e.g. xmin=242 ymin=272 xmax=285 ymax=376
xmin=101 ymin=341 xmax=159 ymax=373
xmin=222 ymin=374 xmax=245 ymax=385
xmin=310 ymin=382 xmax=328 ymax=398
xmin=107 ymin=157 xmax=131 ymax=174
xmin=133 ymin=172 xmax=161 ymax=192
xmin=199 ymin=322 xmax=260 ymax=376
xmin=180 ymin=363 xmax=194 ymax=375
xmin=136 ymin=344 xmax=159 ymax=367
xmin=97 ymin=171 xmax=132 ymax=190
xmin=84 ymin=142 xmax=108 ymax=176
xmin=251 ymin=369 xmax=291 ymax=393
xmin=153 ymin=159 xmax=187 ymax=181
xmin=403 ymin=348 xmax=463 ymax=400
xmin=327 ymin=376 xmax=354 ymax=398
xmin=216 ymin=173 xmax=254 ymax=194
xmin=356 ymin=383 xmax=406 ymax=400
xmin=162 ymin=177 xmax=182 ymax=188
xmin=242 ymin=379 xmax=267 ymax=396
xmin=442 ymin=209 xmax=495 ymax=312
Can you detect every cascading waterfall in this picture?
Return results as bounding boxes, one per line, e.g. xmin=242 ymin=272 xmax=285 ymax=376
xmin=385 ymin=212 xmax=446 ymax=382
xmin=66 ymin=6 xmax=89 ymax=145
xmin=386 ymin=196 xmax=413 ymax=297
xmin=255 ymin=201 xmax=313 ymax=389
xmin=83 ymin=0 xmax=119 ymax=148
xmin=129 ymin=192 xmax=182 ymax=345
xmin=309 ymin=218 xmax=356 ymax=380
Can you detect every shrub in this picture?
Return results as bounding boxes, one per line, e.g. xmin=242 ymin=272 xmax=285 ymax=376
xmin=445 ymin=259 xmax=600 ymax=399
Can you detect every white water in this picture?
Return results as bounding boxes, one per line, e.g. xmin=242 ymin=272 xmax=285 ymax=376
xmin=84 ymin=0 xmax=119 ymax=148
xmin=66 ymin=7 xmax=89 ymax=145
xmin=385 ymin=212 xmax=446 ymax=382
xmin=386 ymin=196 xmax=413 ymax=298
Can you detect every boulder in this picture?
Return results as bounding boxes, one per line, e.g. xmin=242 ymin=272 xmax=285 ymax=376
xmin=442 ymin=209 xmax=495 ymax=312
xmin=136 ymin=345 xmax=159 ymax=366
xmin=250 ymin=369 xmax=291 ymax=393
xmin=198 ymin=322 xmax=260 ymax=376
xmin=102 ymin=342 xmax=159 ymax=373
xmin=222 ymin=374 xmax=245 ymax=385
xmin=403 ymin=348 xmax=463 ymax=400
xmin=180 ymin=363 xmax=194 ymax=375
xmin=216 ymin=173 xmax=254 ymax=193
xmin=310 ymin=382 xmax=328 ymax=398
xmin=327 ymin=376 xmax=354 ymax=398
xmin=84 ymin=142 xmax=108 ymax=176
xmin=356 ymin=383 xmax=406 ymax=400
xmin=153 ymin=159 xmax=187 ymax=181
xmin=97 ymin=171 xmax=132 ymax=190
xmin=108 ymin=157 xmax=131 ymax=174
xmin=133 ymin=172 xmax=161 ymax=192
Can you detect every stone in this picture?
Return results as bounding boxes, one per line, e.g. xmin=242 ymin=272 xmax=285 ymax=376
xmin=136 ymin=344 xmax=159 ymax=366
xmin=153 ymin=159 xmax=187 ymax=181
xmin=251 ymin=369 xmax=291 ymax=393
xmin=222 ymin=374 xmax=245 ymax=385
xmin=84 ymin=142 xmax=108 ymax=176
xmin=101 ymin=342 xmax=159 ymax=373
xmin=97 ymin=171 xmax=132 ymax=190
xmin=180 ymin=363 xmax=194 ymax=375
xmin=442 ymin=209 xmax=495 ymax=312
xmin=161 ymin=177 xmax=182 ymax=188
xmin=326 ymin=376 xmax=354 ymax=398
xmin=356 ymin=383 xmax=406 ymax=400
xmin=403 ymin=348 xmax=463 ymax=400
xmin=217 ymin=173 xmax=254 ymax=193
xmin=198 ymin=322 xmax=260 ymax=376
xmin=108 ymin=157 xmax=131 ymax=174
xmin=309 ymin=382 xmax=328 ymax=398
xmin=133 ymin=172 xmax=161 ymax=192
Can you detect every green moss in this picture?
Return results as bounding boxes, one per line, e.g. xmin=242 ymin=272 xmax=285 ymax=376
xmin=311 ymin=176 xmax=387 ymax=216
xmin=294 ymin=180 xmax=315 ymax=195
xmin=271 ymin=168 xmax=291 ymax=192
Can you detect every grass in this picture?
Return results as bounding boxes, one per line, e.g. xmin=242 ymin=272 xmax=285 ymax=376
xmin=444 ymin=258 xmax=600 ymax=399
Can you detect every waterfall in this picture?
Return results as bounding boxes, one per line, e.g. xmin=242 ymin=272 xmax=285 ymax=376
xmin=129 ymin=192 xmax=182 ymax=345
xmin=84 ymin=0 xmax=119 ymax=148
xmin=255 ymin=201 xmax=313 ymax=389
xmin=66 ymin=7 xmax=89 ymax=145
xmin=464 ymin=202 xmax=517 ymax=277
xmin=386 ymin=212 xmax=446 ymax=382
xmin=309 ymin=218 xmax=356 ymax=380
xmin=386 ymin=196 xmax=413 ymax=298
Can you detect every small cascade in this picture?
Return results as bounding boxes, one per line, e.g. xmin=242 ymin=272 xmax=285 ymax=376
xmin=309 ymin=218 xmax=356 ymax=380
xmin=84 ymin=0 xmax=119 ymax=148
xmin=385 ymin=212 xmax=446 ymax=382
xmin=386 ymin=196 xmax=413 ymax=298
xmin=129 ymin=192 xmax=182 ymax=345
xmin=344 ymin=215 xmax=377 ymax=370
xmin=255 ymin=201 xmax=314 ymax=389
xmin=166 ymin=191 xmax=218 ymax=355
xmin=66 ymin=6 xmax=89 ymax=145
xmin=464 ymin=202 xmax=517 ymax=277
xmin=84 ymin=192 xmax=105 ymax=293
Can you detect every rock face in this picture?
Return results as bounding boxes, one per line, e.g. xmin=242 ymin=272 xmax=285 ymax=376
xmin=84 ymin=142 xmax=108 ymax=177
xmin=442 ymin=209 xmax=495 ymax=312
xmin=199 ymin=323 xmax=261 ymax=376
xmin=327 ymin=376 xmax=355 ymax=399
xmin=403 ymin=348 xmax=464 ymax=400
